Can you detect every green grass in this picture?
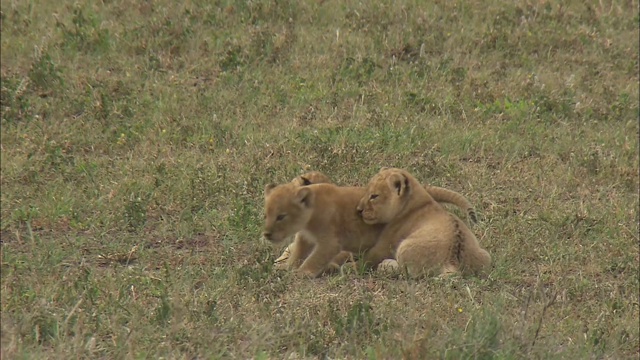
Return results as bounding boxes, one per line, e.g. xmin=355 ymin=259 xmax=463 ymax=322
xmin=1 ymin=0 xmax=638 ymax=358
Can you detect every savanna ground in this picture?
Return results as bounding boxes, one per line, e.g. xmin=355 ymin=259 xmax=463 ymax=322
xmin=1 ymin=0 xmax=638 ymax=358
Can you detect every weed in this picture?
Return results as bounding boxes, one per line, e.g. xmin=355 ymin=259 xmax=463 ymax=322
xmin=0 ymin=74 xmax=32 ymax=123
xmin=28 ymin=51 xmax=64 ymax=92
xmin=333 ymin=298 xmax=380 ymax=338
xmin=57 ymin=5 xmax=110 ymax=53
xmin=123 ymin=192 xmax=148 ymax=232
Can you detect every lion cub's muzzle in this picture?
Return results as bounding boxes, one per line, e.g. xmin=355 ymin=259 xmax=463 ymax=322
xmin=356 ymin=204 xmax=374 ymax=223
xmin=356 ymin=201 xmax=366 ymax=216
xmin=262 ymin=231 xmax=285 ymax=244
xmin=262 ymin=231 xmax=274 ymax=242
xmin=358 ymin=209 xmax=377 ymax=224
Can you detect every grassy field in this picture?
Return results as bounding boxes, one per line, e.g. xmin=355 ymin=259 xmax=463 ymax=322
xmin=1 ymin=0 xmax=638 ymax=358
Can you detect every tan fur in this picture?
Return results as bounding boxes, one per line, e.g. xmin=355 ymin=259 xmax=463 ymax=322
xmin=263 ymin=182 xmax=384 ymax=277
xmin=290 ymin=171 xmax=333 ymax=187
xmin=276 ymin=172 xmax=355 ymax=272
xmin=356 ymin=168 xmax=491 ymax=278
xmin=424 ymin=185 xmax=477 ymax=223
xmin=292 ymin=171 xmax=477 ymax=223
xmin=276 ymin=171 xmax=478 ymax=271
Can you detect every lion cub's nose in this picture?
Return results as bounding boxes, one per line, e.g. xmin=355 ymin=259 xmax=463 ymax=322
xmin=356 ymin=206 xmax=363 ymax=216
xmin=262 ymin=231 xmax=272 ymax=240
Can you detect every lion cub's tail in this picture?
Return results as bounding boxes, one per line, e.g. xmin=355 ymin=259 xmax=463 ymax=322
xmin=425 ymin=185 xmax=477 ymax=224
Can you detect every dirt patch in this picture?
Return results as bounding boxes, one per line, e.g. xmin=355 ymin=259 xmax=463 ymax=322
xmin=144 ymin=231 xmax=223 ymax=253
xmin=0 ymin=230 xmax=16 ymax=244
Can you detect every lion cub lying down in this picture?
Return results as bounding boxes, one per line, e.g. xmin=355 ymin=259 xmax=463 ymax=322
xmin=263 ymin=182 xmax=384 ymax=277
xmin=270 ymin=171 xmax=478 ymax=275
xmin=356 ymin=167 xmax=491 ymax=278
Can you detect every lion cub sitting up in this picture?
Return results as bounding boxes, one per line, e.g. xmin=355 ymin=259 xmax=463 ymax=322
xmin=274 ymin=171 xmax=356 ymax=272
xmin=356 ymin=167 xmax=491 ymax=278
xmin=263 ymin=182 xmax=384 ymax=278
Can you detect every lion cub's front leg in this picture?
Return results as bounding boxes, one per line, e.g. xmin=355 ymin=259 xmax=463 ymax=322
xmin=297 ymin=235 xmax=341 ymax=278
xmin=286 ymin=233 xmax=315 ymax=269
xmin=361 ymin=237 xmax=396 ymax=270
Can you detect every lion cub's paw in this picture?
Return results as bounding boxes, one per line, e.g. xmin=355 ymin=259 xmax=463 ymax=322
xmin=340 ymin=261 xmax=358 ymax=273
xmin=274 ymin=262 xmax=289 ymax=271
xmin=273 ymin=245 xmax=291 ymax=270
xmin=295 ymin=267 xmax=322 ymax=279
xmin=377 ymin=259 xmax=400 ymax=273
xmin=439 ymin=264 xmax=460 ymax=278
xmin=323 ymin=262 xmax=342 ymax=274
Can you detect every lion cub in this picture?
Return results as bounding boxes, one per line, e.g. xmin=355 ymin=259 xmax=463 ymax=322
xmin=263 ymin=182 xmax=383 ymax=277
xmin=273 ymin=171 xmax=359 ymax=272
xmin=356 ymin=167 xmax=491 ymax=278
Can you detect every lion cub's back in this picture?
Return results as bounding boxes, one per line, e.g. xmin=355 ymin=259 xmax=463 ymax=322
xmin=309 ymin=184 xmax=382 ymax=253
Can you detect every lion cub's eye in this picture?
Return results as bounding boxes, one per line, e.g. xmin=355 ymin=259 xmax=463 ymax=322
xmin=369 ymin=194 xmax=379 ymax=201
xmin=276 ymin=214 xmax=286 ymax=221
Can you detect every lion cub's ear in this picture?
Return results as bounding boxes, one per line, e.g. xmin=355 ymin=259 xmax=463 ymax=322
xmin=387 ymin=173 xmax=409 ymax=196
xmin=379 ymin=166 xmax=390 ymax=172
xmin=300 ymin=176 xmax=313 ymax=186
xmin=295 ymin=187 xmax=313 ymax=207
xmin=265 ymin=183 xmax=277 ymax=197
